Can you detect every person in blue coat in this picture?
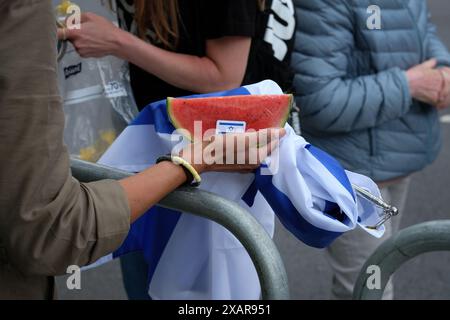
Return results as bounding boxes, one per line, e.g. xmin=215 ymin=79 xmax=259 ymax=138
xmin=292 ymin=0 xmax=450 ymax=299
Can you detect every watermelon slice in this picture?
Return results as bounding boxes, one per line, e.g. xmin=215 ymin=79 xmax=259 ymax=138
xmin=167 ymin=94 xmax=293 ymax=141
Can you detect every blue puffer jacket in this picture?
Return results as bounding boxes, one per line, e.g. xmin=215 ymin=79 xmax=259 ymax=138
xmin=292 ymin=0 xmax=450 ymax=182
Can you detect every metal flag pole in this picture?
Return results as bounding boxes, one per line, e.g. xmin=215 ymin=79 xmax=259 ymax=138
xmin=352 ymin=184 xmax=399 ymax=230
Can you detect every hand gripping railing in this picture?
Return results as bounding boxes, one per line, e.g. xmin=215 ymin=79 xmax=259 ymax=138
xmin=70 ymin=158 xmax=290 ymax=300
xmin=353 ymin=220 xmax=450 ymax=300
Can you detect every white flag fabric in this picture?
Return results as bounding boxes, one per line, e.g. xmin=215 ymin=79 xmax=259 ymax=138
xmin=93 ymin=80 xmax=384 ymax=300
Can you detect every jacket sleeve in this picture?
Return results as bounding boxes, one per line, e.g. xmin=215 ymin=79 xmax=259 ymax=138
xmin=292 ymin=0 xmax=412 ymax=134
xmin=0 ymin=0 xmax=130 ymax=276
xmin=425 ymin=11 xmax=450 ymax=67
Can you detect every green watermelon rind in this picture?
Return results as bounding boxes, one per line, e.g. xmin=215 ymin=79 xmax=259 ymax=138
xmin=167 ymin=94 xmax=294 ymax=141
xmin=167 ymin=97 xmax=183 ymax=136
xmin=280 ymin=94 xmax=294 ymax=127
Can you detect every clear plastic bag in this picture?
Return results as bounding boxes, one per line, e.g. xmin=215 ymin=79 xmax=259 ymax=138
xmin=56 ymin=0 xmax=138 ymax=162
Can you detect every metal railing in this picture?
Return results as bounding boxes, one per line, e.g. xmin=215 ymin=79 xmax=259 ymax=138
xmin=353 ymin=220 xmax=450 ymax=299
xmin=70 ymin=158 xmax=290 ymax=300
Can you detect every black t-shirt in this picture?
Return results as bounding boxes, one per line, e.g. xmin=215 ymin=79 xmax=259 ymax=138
xmin=116 ymin=0 xmax=296 ymax=110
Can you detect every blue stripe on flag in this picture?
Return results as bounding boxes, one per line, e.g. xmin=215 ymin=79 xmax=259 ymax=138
xmin=323 ymin=201 xmax=348 ymax=223
xmin=242 ymin=179 xmax=259 ymax=207
xmin=254 ymin=168 xmax=343 ymax=249
xmin=113 ymin=207 xmax=182 ymax=287
xmin=131 ymin=99 xmax=175 ymax=133
xmin=218 ymin=122 xmax=245 ymax=127
xmin=305 ymin=145 xmax=355 ymax=201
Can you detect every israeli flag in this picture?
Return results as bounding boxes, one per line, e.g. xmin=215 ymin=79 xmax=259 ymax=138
xmin=94 ymin=80 xmax=384 ymax=300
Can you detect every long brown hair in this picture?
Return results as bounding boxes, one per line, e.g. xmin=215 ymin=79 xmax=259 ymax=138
xmin=134 ymin=0 xmax=180 ymax=49
xmin=130 ymin=0 xmax=266 ymax=50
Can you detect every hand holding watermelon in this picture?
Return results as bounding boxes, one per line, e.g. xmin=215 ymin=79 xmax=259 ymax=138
xmin=179 ymin=128 xmax=286 ymax=174
xmin=169 ymin=94 xmax=291 ymax=173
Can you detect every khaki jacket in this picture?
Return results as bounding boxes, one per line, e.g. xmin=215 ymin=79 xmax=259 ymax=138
xmin=0 ymin=0 xmax=130 ymax=299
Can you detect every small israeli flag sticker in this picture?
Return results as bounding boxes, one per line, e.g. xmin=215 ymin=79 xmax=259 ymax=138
xmin=216 ymin=120 xmax=247 ymax=134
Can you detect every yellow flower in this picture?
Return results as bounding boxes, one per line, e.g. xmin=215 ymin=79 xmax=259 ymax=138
xmin=100 ymin=130 xmax=117 ymax=146
xmin=56 ymin=1 xmax=74 ymax=16
xmin=78 ymin=130 xmax=118 ymax=163
xmin=79 ymin=146 xmax=97 ymax=162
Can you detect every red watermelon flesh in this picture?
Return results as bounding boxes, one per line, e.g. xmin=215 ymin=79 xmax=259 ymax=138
xmin=167 ymin=94 xmax=293 ymax=141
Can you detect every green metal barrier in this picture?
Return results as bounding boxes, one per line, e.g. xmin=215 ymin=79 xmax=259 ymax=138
xmin=70 ymin=158 xmax=290 ymax=300
xmin=353 ymin=220 xmax=450 ymax=300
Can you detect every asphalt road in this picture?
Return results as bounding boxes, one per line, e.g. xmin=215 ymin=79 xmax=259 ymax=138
xmin=56 ymin=0 xmax=450 ymax=300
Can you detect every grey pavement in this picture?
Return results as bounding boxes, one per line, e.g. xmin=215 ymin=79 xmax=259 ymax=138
xmin=56 ymin=0 xmax=450 ymax=300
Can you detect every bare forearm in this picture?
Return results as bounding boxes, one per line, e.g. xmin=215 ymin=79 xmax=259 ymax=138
xmin=116 ymin=128 xmax=283 ymax=223
xmin=119 ymin=161 xmax=188 ymax=223
xmin=115 ymin=31 xmax=245 ymax=93
xmin=61 ymin=13 xmax=249 ymax=92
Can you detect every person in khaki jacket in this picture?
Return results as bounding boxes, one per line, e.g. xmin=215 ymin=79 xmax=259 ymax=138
xmin=0 ymin=0 xmax=285 ymax=299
